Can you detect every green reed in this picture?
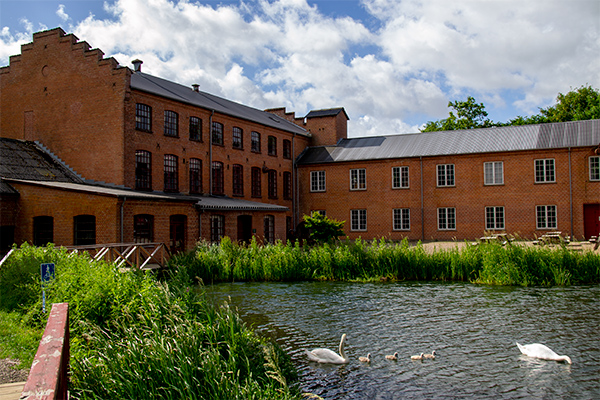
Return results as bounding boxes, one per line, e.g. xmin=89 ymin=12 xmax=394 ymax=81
xmin=170 ymin=238 xmax=600 ymax=286
xmin=0 ymin=244 xmax=299 ymax=399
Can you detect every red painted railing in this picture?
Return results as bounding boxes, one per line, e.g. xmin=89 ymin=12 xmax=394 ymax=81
xmin=21 ymin=303 xmax=69 ymax=400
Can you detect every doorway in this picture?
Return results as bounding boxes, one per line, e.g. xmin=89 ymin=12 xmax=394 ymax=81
xmin=583 ymin=204 xmax=600 ymax=239
xmin=237 ymin=215 xmax=252 ymax=243
xmin=170 ymin=215 xmax=186 ymax=254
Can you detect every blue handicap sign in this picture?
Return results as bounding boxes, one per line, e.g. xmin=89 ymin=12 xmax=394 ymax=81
xmin=41 ymin=263 xmax=55 ymax=284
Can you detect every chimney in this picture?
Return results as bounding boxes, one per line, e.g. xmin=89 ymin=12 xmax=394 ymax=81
xmin=131 ymin=59 xmax=143 ymax=72
xmin=192 ymin=84 xmax=200 ymax=92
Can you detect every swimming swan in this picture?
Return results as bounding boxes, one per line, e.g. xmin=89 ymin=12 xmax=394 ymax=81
xmin=423 ymin=350 xmax=436 ymax=359
xmin=359 ymin=353 xmax=371 ymax=363
xmin=516 ymin=342 xmax=572 ymax=364
xmin=385 ymin=352 xmax=399 ymax=360
xmin=411 ymin=353 xmax=424 ymax=360
xmin=306 ymin=334 xmax=349 ymax=364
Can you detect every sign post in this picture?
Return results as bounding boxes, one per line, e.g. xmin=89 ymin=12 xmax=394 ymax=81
xmin=41 ymin=263 xmax=55 ymax=313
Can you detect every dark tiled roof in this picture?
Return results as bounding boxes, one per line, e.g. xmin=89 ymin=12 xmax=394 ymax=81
xmin=0 ymin=180 xmax=19 ymax=195
xmin=0 ymin=138 xmax=85 ymax=183
xmin=305 ymin=108 xmax=349 ymax=120
xmin=297 ymin=119 xmax=600 ymax=164
xmin=130 ymin=72 xmax=309 ymax=136
xmin=196 ymin=196 xmax=289 ymax=211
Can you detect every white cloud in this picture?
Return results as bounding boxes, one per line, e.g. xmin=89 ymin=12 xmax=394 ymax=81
xmin=1 ymin=0 xmax=598 ymax=137
xmin=56 ymin=4 xmax=69 ymax=22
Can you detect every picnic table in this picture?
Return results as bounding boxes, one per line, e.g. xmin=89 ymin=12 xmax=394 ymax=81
xmin=533 ymin=232 xmax=570 ymax=246
xmin=474 ymin=233 xmax=512 ymax=246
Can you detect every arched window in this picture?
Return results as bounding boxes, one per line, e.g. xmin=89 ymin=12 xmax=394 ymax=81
xmin=74 ymin=215 xmax=95 ymax=245
xmin=135 ymin=150 xmax=152 ymax=191
xmin=134 ymin=214 xmax=154 ymax=243
xmin=164 ymin=154 xmax=179 ymax=192
xmin=189 ymin=158 xmax=202 ymax=194
xmin=212 ymin=161 xmax=224 ymax=195
xmin=33 ymin=216 xmax=53 ymax=246
xmin=232 ymin=164 xmax=243 ymax=196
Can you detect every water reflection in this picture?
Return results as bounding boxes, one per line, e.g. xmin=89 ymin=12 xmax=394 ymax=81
xmin=205 ymin=282 xmax=600 ymax=399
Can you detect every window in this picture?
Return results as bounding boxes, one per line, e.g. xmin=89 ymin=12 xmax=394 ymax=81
xmin=232 ymin=127 xmax=243 ymax=149
xmin=210 ymin=215 xmax=225 ymax=242
xmin=283 ymin=171 xmax=292 ymax=200
xmin=438 ymin=208 xmax=456 ymax=230
xmin=437 ymin=164 xmax=455 ymax=187
xmin=393 ymin=209 xmax=410 ymax=231
xmin=268 ymin=136 xmax=277 ymax=156
xmin=33 ymin=216 xmax=53 ymax=246
xmin=164 ymin=110 xmax=178 ymax=137
xmin=134 ymin=214 xmax=154 ymax=243
xmin=212 ymin=122 xmax=224 ymax=145
xmin=311 ymin=171 xmax=326 ymax=192
xmin=135 ymin=103 xmax=152 ymax=131
xmin=484 ymin=162 xmax=504 ymax=185
xmin=590 ymin=156 xmax=600 ymax=181
xmin=392 ymin=166 xmax=409 ymax=189
xmin=232 ymin=164 xmax=243 ymax=196
xmin=351 ymin=209 xmax=367 ymax=231
xmin=251 ymin=167 xmax=261 ymax=197
xmin=189 ymin=116 xmax=202 ymax=141
xmin=350 ymin=168 xmax=366 ymax=190
xmin=74 ymin=215 xmax=95 ymax=245
xmin=212 ymin=161 xmax=224 ymax=195
xmin=535 ymin=159 xmax=555 ymax=183
xmin=135 ymin=150 xmax=152 ymax=191
xmin=268 ymin=169 xmax=277 ymax=199
xmin=283 ymin=139 xmax=292 ymax=159
xmin=251 ymin=132 xmax=261 ymax=152
xmin=189 ymin=158 xmax=202 ymax=194
xmin=164 ymin=154 xmax=179 ymax=192
xmin=536 ymin=205 xmax=557 ymax=229
xmin=485 ymin=206 xmax=505 ymax=230
xmin=264 ymin=215 xmax=275 ymax=244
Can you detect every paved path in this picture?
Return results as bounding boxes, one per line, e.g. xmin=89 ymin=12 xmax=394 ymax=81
xmin=0 ymin=382 xmax=25 ymax=400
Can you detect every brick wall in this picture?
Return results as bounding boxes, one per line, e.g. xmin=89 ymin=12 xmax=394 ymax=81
xmin=298 ymin=147 xmax=599 ymax=241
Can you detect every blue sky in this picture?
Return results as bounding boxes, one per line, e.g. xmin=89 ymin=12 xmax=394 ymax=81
xmin=1 ymin=0 xmax=599 ymax=137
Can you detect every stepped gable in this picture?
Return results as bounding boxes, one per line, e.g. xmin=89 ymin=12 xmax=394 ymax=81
xmin=0 ymin=27 xmax=122 ymax=75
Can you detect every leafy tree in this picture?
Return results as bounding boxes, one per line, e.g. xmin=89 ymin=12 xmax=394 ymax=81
xmin=302 ymin=212 xmax=345 ymax=243
xmin=421 ymin=96 xmax=493 ymax=132
xmin=506 ymin=85 xmax=600 ymax=125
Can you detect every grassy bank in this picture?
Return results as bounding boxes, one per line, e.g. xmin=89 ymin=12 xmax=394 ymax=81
xmin=0 ymin=244 xmax=299 ymax=399
xmin=170 ymin=237 xmax=600 ymax=286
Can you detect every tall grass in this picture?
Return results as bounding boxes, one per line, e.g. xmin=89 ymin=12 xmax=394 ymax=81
xmin=170 ymin=238 xmax=600 ymax=286
xmin=0 ymin=244 xmax=299 ymax=399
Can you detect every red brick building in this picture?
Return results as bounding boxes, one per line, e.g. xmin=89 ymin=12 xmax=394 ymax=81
xmin=1 ymin=28 xmax=599 ymax=253
xmin=296 ymin=123 xmax=600 ymax=241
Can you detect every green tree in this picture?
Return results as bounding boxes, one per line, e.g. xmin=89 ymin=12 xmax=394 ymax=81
xmin=421 ymin=96 xmax=493 ymax=132
xmin=507 ymin=85 xmax=600 ymax=125
xmin=302 ymin=212 xmax=345 ymax=243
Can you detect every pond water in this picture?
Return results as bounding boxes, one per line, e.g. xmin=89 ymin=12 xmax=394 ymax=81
xmin=204 ymin=282 xmax=600 ymax=399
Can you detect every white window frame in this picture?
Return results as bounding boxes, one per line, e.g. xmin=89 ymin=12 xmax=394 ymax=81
xmin=310 ymin=170 xmax=326 ymax=192
xmin=437 ymin=207 xmax=456 ymax=230
xmin=536 ymin=205 xmax=557 ymax=230
xmin=484 ymin=161 xmax=504 ymax=185
xmin=437 ymin=164 xmax=455 ymax=187
xmin=535 ymin=158 xmax=555 ymax=183
xmin=351 ymin=209 xmax=367 ymax=231
xmin=485 ymin=206 xmax=505 ymax=230
xmin=350 ymin=168 xmax=366 ymax=190
xmin=392 ymin=166 xmax=410 ymax=189
xmin=590 ymin=156 xmax=600 ymax=181
xmin=393 ymin=208 xmax=410 ymax=231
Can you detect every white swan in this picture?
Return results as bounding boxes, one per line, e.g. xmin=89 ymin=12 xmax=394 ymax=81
xmin=385 ymin=352 xmax=399 ymax=360
xmin=423 ymin=350 xmax=436 ymax=359
xmin=359 ymin=353 xmax=371 ymax=363
xmin=516 ymin=342 xmax=572 ymax=364
xmin=411 ymin=353 xmax=424 ymax=360
xmin=306 ymin=334 xmax=349 ymax=364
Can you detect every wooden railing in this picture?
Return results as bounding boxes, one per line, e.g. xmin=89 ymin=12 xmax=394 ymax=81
xmin=66 ymin=242 xmax=171 ymax=270
xmin=21 ymin=303 xmax=69 ymax=400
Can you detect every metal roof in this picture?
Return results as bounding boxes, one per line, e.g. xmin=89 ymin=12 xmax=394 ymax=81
xmin=130 ymin=72 xmax=309 ymax=137
xmin=0 ymin=138 xmax=85 ymax=183
xmin=296 ymin=119 xmax=600 ymax=164
xmin=0 ymin=180 xmax=19 ymax=196
xmin=196 ymin=196 xmax=289 ymax=212
xmin=305 ymin=108 xmax=349 ymax=120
